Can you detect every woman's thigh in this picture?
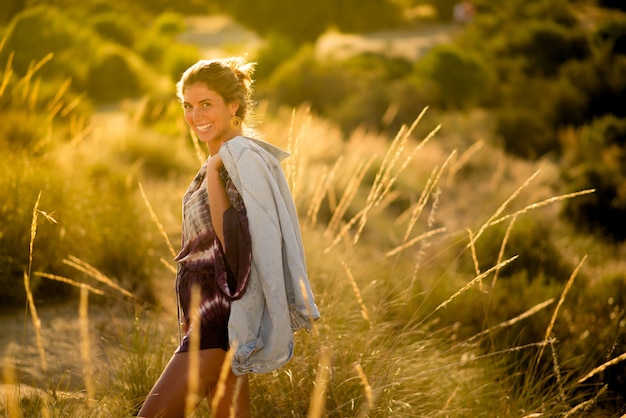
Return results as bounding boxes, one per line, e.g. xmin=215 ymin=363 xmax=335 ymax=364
xmin=138 ymin=348 xmax=230 ymax=418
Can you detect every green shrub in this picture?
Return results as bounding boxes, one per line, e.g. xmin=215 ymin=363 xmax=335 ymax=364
xmin=414 ymin=44 xmax=493 ymax=109
xmin=507 ymin=21 xmax=590 ymax=77
xmin=135 ymin=12 xmax=199 ymax=81
xmin=262 ymin=47 xmax=355 ymax=118
xmin=561 ymin=115 xmax=626 ymax=241
xmin=0 ymin=109 xmax=50 ymax=152
xmin=254 ymin=32 xmax=300 ymax=81
xmin=494 ymin=107 xmax=555 ymax=159
xmin=0 ymin=0 xmax=23 ymax=24
xmin=151 ymin=11 xmax=187 ymax=37
xmin=0 ymin=5 xmax=98 ymax=85
xmin=87 ymin=45 xmax=147 ymax=103
xmin=89 ymin=11 xmax=137 ymax=47
xmin=0 ymin=154 xmax=76 ymax=306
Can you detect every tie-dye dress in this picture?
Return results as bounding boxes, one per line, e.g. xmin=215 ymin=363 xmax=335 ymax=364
xmin=174 ymin=159 xmax=252 ymax=353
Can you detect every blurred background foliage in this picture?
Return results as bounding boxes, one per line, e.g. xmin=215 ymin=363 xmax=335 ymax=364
xmin=1 ymin=0 xmax=626 ymax=413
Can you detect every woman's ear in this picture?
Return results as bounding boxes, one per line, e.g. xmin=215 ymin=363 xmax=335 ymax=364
xmin=229 ymin=101 xmax=240 ymax=116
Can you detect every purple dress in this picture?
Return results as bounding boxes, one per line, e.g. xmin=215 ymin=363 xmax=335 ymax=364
xmin=174 ymin=160 xmax=252 ymax=352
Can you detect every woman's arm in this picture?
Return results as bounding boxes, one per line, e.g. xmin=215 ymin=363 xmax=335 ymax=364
xmin=209 ymin=152 xmax=252 ymax=299
xmin=206 ymin=154 xmax=232 ymax=248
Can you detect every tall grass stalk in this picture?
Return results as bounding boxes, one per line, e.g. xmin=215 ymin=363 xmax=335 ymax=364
xmin=17 ymin=53 xmax=53 ymax=101
xmin=491 ymin=213 xmax=517 ymax=289
xmin=209 ymin=346 xmax=236 ymax=418
xmin=79 ymin=286 xmax=96 ymax=407
xmin=353 ymin=363 xmax=373 ymax=413
xmin=286 ymin=106 xmax=310 ymax=201
xmin=306 ymin=347 xmax=330 ymax=418
xmin=324 ymin=156 xmax=374 ymax=238
xmin=401 ymin=150 xmax=453 ymax=243
xmin=342 ymin=262 xmax=371 ymax=326
xmin=306 ymin=158 xmax=342 ymax=228
xmin=325 ymin=120 xmax=441 ymax=253
xmin=385 ymin=227 xmax=446 ymax=257
xmin=548 ymin=338 xmax=565 ymax=403
xmin=23 ymin=191 xmax=51 ymax=418
xmin=353 ymin=115 xmax=440 ymax=245
xmin=424 ymin=255 xmax=518 ymax=323
xmin=139 ymin=181 xmax=177 ymax=258
xmin=577 ymin=351 xmax=626 ymax=385
xmin=446 ymin=139 xmax=484 ymax=186
xmin=63 ymin=255 xmax=134 ymax=299
xmin=185 ymin=284 xmax=201 ymax=415
xmin=466 ymin=298 xmax=555 ymax=343
xmin=537 ymin=255 xmax=587 ymax=362
xmin=34 ymin=272 xmax=105 ymax=296
xmin=487 ymin=189 xmax=595 ymax=229
xmin=0 ymin=53 xmax=13 ymax=95
xmin=2 ymin=348 xmax=20 ymax=418
xmin=563 ymin=385 xmax=608 ymax=418
xmin=24 ymin=192 xmax=47 ymax=374
xmin=468 ymin=169 xmax=541 ymax=248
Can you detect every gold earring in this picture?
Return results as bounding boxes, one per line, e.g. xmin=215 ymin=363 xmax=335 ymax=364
xmin=230 ymin=115 xmax=242 ymax=130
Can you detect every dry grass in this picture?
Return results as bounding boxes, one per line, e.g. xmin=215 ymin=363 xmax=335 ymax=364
xmin=2 ymin=85 xmax=624 ymax=416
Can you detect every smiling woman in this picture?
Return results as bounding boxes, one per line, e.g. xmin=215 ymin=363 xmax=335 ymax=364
xmin=138 ymin=57 xmax=320 ymax=418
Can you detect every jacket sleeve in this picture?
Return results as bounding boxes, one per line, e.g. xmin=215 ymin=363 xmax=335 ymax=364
xmin=214 ymin=199 xmax=252 ymax=300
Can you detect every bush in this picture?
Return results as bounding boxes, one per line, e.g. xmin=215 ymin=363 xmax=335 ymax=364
xmin=135 ymin=12 xmax=199 ymax=81
xmin=0 ymin=109 xmax=50 ymax=152
xmin=89 ymin=11 xmax=137 ymax=47
xmin=494 ymin=107 xmax=555 ymax=159
xmin=0 ymin=0 xmax=23 ymax=24
xmin=87 ymin=45 xmax=147 ymax=104
xmin=223 ymin=0 xmax=402 ymax=43
xmin=414 ymin=44 xmax=493 ymax=109
xmin=0 ymin=5 xmax=98 ymax=85
xmin=262 ymin=47 xmax=355 ymax=118
xmin=508 ymin=21 xmax=590 ymax=77
xmin=0 ymin=155 xmax=69 ymax=306
xmin=561 ymin=115 xmax=626 ymax=241
xmin=254 ymin=32 xmax=300 ymax=82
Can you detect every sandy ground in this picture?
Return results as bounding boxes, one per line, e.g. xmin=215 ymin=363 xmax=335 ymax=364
xmin=0 ymin=302 xmax=123 ymax=409
xmin=316 ymin=23 xmax=458 ymax=61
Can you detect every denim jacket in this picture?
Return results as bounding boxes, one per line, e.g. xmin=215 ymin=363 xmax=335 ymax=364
xmin=220 ymin=136 xmax=321 ymax=375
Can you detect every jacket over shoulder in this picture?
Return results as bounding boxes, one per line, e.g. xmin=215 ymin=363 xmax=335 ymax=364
xmin=220 ymin=136 xmax=321 ymax=375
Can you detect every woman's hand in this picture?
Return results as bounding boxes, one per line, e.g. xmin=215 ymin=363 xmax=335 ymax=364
xmin=207 ymin=153 xmax=224 ymax=173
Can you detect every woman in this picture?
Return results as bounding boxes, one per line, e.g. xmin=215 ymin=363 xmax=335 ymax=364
xmin=138 ymin=57 xmax=320 ymax=418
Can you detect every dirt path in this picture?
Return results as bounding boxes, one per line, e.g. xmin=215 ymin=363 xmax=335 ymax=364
xmin=177 ymin=14 xmax=458 ymax=61
xmin=0 ymin=302 xmax=124 ymax=391
xmin=316 ymin=23 xmax=459 ymax=61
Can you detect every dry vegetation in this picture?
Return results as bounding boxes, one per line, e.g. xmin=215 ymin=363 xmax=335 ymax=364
xmin=2 ymin=9 xmax=626 ymax=414
xmin=1 ymin=94 xmax=623 ymax=416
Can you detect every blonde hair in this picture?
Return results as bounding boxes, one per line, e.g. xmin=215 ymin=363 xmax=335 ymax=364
xmin=177 ymin=57 xmax=256 ymax=124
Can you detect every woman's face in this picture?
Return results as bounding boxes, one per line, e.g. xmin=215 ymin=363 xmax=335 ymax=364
xmin=182 ymin=82 xmax=239 ymax=146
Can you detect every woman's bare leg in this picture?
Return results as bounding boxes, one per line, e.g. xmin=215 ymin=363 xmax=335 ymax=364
xmin=137 ymin=348 xmax=250 ymax=418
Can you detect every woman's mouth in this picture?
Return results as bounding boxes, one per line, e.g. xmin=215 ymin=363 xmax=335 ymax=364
xmin=196 ymin=123 xmax=212 ymax=132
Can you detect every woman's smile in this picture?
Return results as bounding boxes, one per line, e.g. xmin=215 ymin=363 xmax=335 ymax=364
xmin=182 ymin=82 xmax=239 ymax=153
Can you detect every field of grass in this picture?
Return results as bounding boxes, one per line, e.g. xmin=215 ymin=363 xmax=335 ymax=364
xmin=2 ymin=91 xmax=625 ymax=417
xmin=1 ymin=20 xmax=626 ymax=416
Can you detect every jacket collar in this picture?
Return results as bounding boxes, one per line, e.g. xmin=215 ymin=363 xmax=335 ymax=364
xmin=233 ymin=136 xmax=290 ymax=162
